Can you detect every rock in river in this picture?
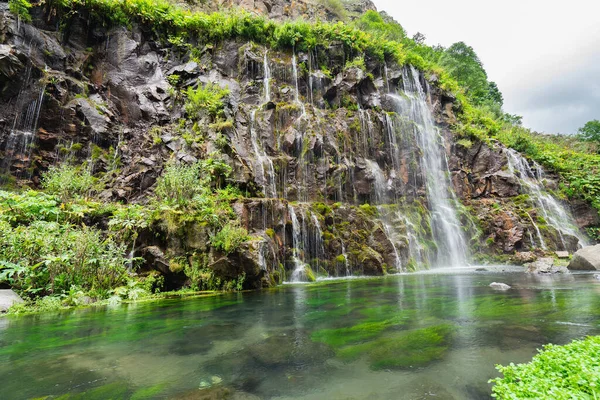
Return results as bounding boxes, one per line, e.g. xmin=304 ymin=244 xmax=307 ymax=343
xmin=489 ymin=282 xmax=511 ymax=290
xmin=0 ymin=290 xmax=24 ymax=312
xmin=568 ymin=245 xmax=600 ymax=271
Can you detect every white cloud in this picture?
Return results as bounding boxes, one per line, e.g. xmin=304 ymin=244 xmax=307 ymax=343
xmin=372 ymin=0 xmax=600 ymax=134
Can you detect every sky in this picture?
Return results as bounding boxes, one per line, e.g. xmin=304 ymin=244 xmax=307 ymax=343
xmin=371 ymin=0 xmax=600 ymax=135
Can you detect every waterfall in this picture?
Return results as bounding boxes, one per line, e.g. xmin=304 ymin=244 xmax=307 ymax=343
xmin=311 ymin=213 xmax=325 ymax=272
xmin=505 ymin=148 xmax=586 ymax=249
xmin=263 ymin=52 xmax=271 ymax=102
xmin=292 ymin=53 xmax=306 ymax=117
xmin=249 ymin=111 xmax=277 ymax=198
xmin=288 ymin=205 xmax=308 ymax=282
xmin=2 ymin=84 xmax=45 ymax=178
xmin=340 ymin=240 xmax=350 ymax=276
xmin=388 ymin=66 xmax=469 ymax=267
xmin=258 ymin=241 xmax=268 ymax=271
xmin=384 ymin=63 xmax=391 ymax=93
xmin=365 ymin=160 xmax=403 ymax=271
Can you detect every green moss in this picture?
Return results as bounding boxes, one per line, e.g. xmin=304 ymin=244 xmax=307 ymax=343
xmin=336 ymin=324 xmax=455 ymax=370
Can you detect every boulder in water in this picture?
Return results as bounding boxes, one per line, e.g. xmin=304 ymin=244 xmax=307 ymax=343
xmin=526 ymin=257 xmax=568 ymax=274
xmin=568 ymin=245 xmax=600 ymax=271
xmin=489 ymin=282 xmax=511 ymax=290
xmin=0 ymin=289 xmax=24 ymax=312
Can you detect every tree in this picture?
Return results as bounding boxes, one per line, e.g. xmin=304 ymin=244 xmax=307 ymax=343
xmin=439 ymin=42 xmax=490 ymax=105
xmin=577 ymin=120 xmax=600 ymax=142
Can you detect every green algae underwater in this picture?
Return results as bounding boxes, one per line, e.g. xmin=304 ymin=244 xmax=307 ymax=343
xmin=1 ymin=269 xmax=600 ymax=399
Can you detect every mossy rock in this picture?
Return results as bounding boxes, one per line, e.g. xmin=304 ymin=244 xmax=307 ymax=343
xmin=336 ymin=324 xmax=455 ymax=370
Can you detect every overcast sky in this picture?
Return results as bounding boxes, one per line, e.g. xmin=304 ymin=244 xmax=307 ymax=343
xmin=372 ymin=0 xmax=600 ymax=135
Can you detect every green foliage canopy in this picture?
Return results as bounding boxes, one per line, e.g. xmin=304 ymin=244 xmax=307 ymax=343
xmin=578 ymin=119 xmax=600 ymax=143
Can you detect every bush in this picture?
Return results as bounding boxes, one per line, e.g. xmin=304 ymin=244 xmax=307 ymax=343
xmin=8 ymin=0 xmax=32 ymax=22
xmin=184 ymin=83 xmax=229 ymax=119
xmin=490 ymin=336 xmax=600 ymax=399
xmin=155 ymin=162 xmax=204 ymax=205
xmin=0 ymin=220 xmax=129 ymax=298
xmin=41 ymin=164 xmax=95 ymax=200
xmin=211 ymin=221 xmax=249 ymax=254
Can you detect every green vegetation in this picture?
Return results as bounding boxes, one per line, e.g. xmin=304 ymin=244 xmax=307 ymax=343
xmin=578 ymin=119 xmax=600 ymax=144
xmin=8 ymin=0 xmax=32 ymax=22
xmin=41 ymin=164 xmax=96 ymax=200
xmin=184 ymin=83 xmax=229 ymax=119
xmin=490 ymin=336 xmax=600 ymax=399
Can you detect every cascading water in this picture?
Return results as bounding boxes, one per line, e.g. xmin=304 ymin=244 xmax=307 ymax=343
xmin=505 ymin=148 xmax=587 ymax=249
xmin=288 ymin=205 xmax=308 ymax=282
xmin=249 ymin=110 xmax=277 ymax=198
xmin=292 ymin=53 xmax=306 ymax=117
xmin=263 ymin=52 xmax=271 ymax=102
xmin=366 ymin=160 xmax=403 ymax=271
xmin=2 ymin=83 xmax=45 ymax=178
xmin=311 ymin=213 xmax=325 ymax=272
xmin=387 ymin=66 xmax=469 ymax=267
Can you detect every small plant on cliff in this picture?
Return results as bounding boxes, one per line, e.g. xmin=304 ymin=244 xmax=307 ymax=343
xmin=184 ymin=83 xmax=229 ymax=119
xmin=490 ymin=336 xmax=600 ymax=399
xmin=211 ymin=221 xmax=249 ymax=254
xmin=155 ymin=162 xmax=205 ymax=206
xmin=9 ymin=0 xmax=32 ymax=22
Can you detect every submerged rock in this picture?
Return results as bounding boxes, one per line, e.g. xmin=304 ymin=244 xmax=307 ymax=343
xmin=0 ymin=289 xmax=24 ymax=312
xmin=489 ymin=282 xmax=511 ymax=290
xmin=526 ymin=257 xmax=568 ymax=274
xmin=568 ymin=245 xmax=600 ymax=271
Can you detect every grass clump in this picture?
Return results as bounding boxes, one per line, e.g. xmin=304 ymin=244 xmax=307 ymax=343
xmin=490 ymin=336 xmax=600 ymax=399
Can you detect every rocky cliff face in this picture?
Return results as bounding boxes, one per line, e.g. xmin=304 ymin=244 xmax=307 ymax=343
xmin=0 ymin=4 xmax=595 ymax=289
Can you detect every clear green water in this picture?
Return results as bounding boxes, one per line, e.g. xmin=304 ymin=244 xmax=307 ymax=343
xmin=1 ymin=268 xmax=600 ymax=399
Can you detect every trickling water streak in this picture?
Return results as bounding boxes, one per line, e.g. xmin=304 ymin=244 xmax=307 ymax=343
xmin=311 ymin=213 xmax=325 ymax=272
xmin=288 ymin=205 xmax=308 ymax=282
xmin=384 ymin=63 xmax=391 ymax=93
xmin=340 ymin=240 xmax=350 ymax=276
xmin=258 ymin=241 xmax=268 ymax=272
xmin=249 ymin=111 xmax=277 ymax=198
xmin=263 ymin=52 xmax=271 ymax=102
xmin=366 ymin=160 xmax=403 ymax=271
xmin=292 ymin=53 xmax=306 ymax=117
xmin=388 ymin=66 xmax=469 ymax=267
xmin=526 ymin=211 xmax=547 ymax=250
xmin=505 ymin=148 xmax=586 ymax=249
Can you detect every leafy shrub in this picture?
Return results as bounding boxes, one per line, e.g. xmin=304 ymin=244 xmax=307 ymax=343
xmin=184 ymin=83 xmax=229 ymax=118
xmin=211 ymin=221 xmax=249 ymax=254
xmin=490 ymin=336 xmax=600 ymax=399
xmin=155 ymin=162 xmax=204 ymax=205
xmin=41 ymin=164 xmax=95 ymax=200
xmin=0 ymin=220 xmax=129 ymax=298
xmin=8 ymin=0 xmax=32 ymax=22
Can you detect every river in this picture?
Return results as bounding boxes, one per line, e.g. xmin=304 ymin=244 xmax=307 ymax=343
xmin=1 ymin=267 xmax=599 ymax=399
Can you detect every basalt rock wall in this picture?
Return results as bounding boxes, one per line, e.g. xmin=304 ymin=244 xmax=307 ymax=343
xmin=0 ymin=5 xmax=595 ymax=288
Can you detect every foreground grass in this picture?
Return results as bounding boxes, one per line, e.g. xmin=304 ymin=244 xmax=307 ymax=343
xmin=490 ymin=336 xmax=600 ymax=399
